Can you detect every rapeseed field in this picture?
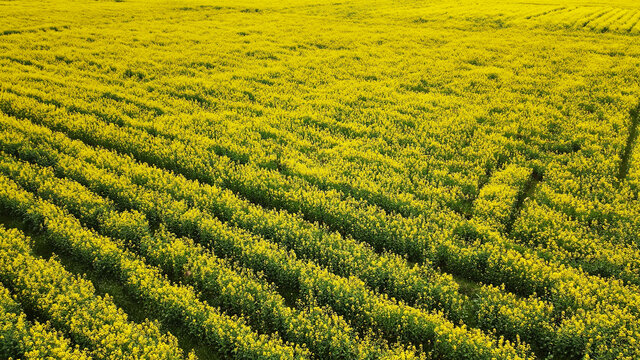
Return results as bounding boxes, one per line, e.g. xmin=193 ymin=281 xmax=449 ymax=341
xmin=0 ymin=0 xmax=639 ymax=359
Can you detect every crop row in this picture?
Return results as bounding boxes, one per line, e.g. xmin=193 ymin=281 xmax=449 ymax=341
xmin=1 ymin=2 xmax=638 ymax=359
xmin=13 ymin=72 xmax=639 ymax=289
xmin=469 ymin=164 xmax=640 ymax=286
xmin=513 ymin=195 xmax=640 ymax=286
xmin=5 ymin=60 xmax=635 ymax=272
xmin=0 ymin=116 xmax=564 ymax=355
xmin=0 ymin=275 xmax=91 ymax=360
xmin=1 ymin=100 xmax=640 ymax=358
xmin=1 ymin=92 xmax=638 ymax=316
xmin=3 ymin=83 xmax=637 ymax=292
xmin=0 ymin=60 xmax=489 ymax=219
xmin=0 ymin=151 xmax=419 ymax=360
xmin=0 ymin=140 xmax=530 ymax=359
xmin=0 ymin=84 xmax=459 ymax=260
xmin=0 ymin=175 xmax=310 ymax=360
xmin=0 ymin=5 xmax=634 ymax=238
xmin=0 ymin=226 xmax=186 ymax=359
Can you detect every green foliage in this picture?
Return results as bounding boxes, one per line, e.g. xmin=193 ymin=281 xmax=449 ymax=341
xmin=0 ymin=0 xmax=639 ymax=358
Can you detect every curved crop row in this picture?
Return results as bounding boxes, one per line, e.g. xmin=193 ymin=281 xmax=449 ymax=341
xmin=1 ymin=103 xmax=638 ymax=358
xmin=7 ymin=93 xmax=632 ymax=312
xmin=1 ymin=96 xmax=637 ymax=358
xmin=1 ymin=95 xmax=639 ymax=315
xmin=0 ymin=2 xmax=638 ymax=359
xmin=0 ymin=226 xmax=185 ymax=360
xmin=0 ymin=152 xmax=419 ymax=360
xmin=13 ymin=79 xmax=635 ymax=290
xmin=0 ymin=106 xmax=462 ymax=310
xmin=0 ymin=279 xmax=91 ymax=360
xmin=0 ymin=81 xmax=432 ymax=220
xmin=0 ymin=129 xmax=532 ymax=359
xmin=0 ymin=90 xmax=458 ymax=263
xmin=0 ymin=50 xmax=477 ymax=221
xmin=512 ymin=196 xmax=640 ymax=286
xmin=0 ymin=119 xmax=564 ymax=354
xmin=0 ymin=118 xmax=562 ymax=354
xmin=0 ymin=175 xmax=310 ymax=360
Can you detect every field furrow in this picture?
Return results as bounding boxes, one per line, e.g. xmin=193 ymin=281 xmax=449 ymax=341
xmin=1 ymin=0 xmax=639 ymax=358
